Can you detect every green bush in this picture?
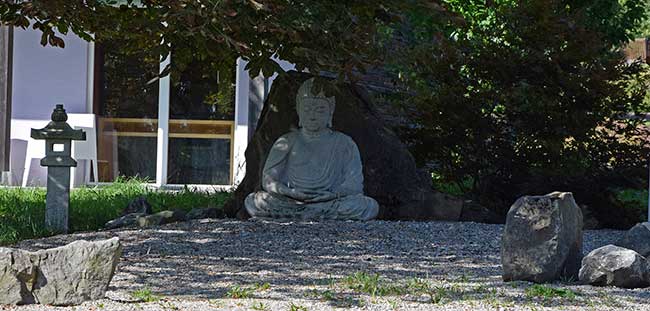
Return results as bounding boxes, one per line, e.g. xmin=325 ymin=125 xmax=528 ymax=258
xmin=0 ymin=178 xmax=231 ymax=245
xmin=388 ymin=0 xmax=650 ymax=227
xmin=431 ymin=172 xmax=473 ymax=197
xmin=613 ymin=188 xmax=649 ymax=223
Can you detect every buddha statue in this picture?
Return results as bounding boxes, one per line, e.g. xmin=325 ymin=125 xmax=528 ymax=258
xmin=244 ymin=78 xmax=379 ymax=221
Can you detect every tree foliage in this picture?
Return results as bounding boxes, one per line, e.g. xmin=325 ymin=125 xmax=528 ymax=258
xmin=2 ymin=0 xmax=650 ymax=226
xmin=0 ymin=0 xmax=449 ymax=79
xmin=389 ymin=0 xmax=650 ymax=227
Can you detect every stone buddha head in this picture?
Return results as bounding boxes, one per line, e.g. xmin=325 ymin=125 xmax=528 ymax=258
xmin=296 ymin=78 xmax=336 ymax=133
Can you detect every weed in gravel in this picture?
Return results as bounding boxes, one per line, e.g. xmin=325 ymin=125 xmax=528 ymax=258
xmin=157 ymin=300 xmax=179 ymax=310
xmin=254 ymin=282 xmax=271 ymax=291
xmin=343 ymin=272 xmax=405 ymax=297
xmin=289 ymin=302 xmax=308 ymax=311
xmin=252 ymin=302 xmax=270 ymax=311
xmin=524 ymin=284 xmax=576 ymax=300
xmin=320 ymin=289 xmax=336 ymax=301
xmin=225 ymin=285 xmax=254 ymax=299
xmin=313 ymin=275 xmax=336 ymax=288
xmin=429 ymin=284 xmax=466 ymax=304
xmin=386 ymin=298 xmax=399 ymax=310
xmin=428 ymin=286 xmax=449 ymax=304
xmin=131 ymin=287 xmax=159 ymax=302
xmin=406 ymin=277 xmax=430 ymax=293
xmin=483 ymin=288 xmax=512 ymax=309
xmin=208 ymin=299 xmax=225 ymax=308
xmin=596 ymin=290 xmax=622 ymax=307
xmin=309 ymin=288 xmax=364 ymax=308
xmin=454 ymin=273 xmax=471 ymax=283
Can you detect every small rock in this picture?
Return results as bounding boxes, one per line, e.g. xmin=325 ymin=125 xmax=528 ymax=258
xmin=123 ymin=196 xmax=152 ymax=216
xmin=501 ymin=192 xmax=583 ymax=283
xmin=615 ymin=222 xmax=650 ymax=257
xmin=137 ymin=209 xmax=186 ymax=228
xmin=105 ymin=213 xmax=146 ymax=229
xmin=185 ymin=207 xmax=222 ymax=220
xmin=579 ymin=244 xmax=650 ymax=288
xmin=0 ymin=238 xmax=121 ymax=305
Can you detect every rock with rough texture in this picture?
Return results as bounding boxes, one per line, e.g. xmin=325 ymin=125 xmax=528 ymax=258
xmin=224 ymin=72 xmax=460 ymax=221
xmin=137 ymin=209 xmax=186 ymax=227
xmin=105 ymin=213 xmax=145 ymax=229
xmin=185 ymin=207 xmax=222 ymax=220
xmin=501 ymin=192 xmax=583 ymax=283
xmin=579 ymin=244 xmax=650 ymax=288
xmin=122 ymin=196 xmax=152 ymax=216
xmin=0 ymin=238 xmax=121 ymax=305
xmin=615 ymin=222 xmax=650 ymax=257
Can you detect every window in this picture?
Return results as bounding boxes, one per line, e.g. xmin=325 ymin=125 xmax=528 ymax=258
xmin=94 ymin=38 xmax=236 ymax=185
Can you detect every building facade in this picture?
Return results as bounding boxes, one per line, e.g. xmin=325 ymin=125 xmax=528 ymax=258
xmin=0 ymin=26 xmax=293 ymax=189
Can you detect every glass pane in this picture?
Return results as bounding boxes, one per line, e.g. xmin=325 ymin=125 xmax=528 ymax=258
xmin=95 ymin=38 xmax=160 ymax=182
xmin=167 ymin=58 xmax=236 ymax=185
xmin=168 ymin=138 xmax=230 ymax=185
xmin=117 ymin=137 xmax=157 ymax=180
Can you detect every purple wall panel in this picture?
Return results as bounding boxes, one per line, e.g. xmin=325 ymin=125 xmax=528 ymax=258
xmin=11 ymin=28 xmax=88 ymax=119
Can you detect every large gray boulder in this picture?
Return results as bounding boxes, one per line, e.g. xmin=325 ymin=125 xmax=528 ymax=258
xmin=501 ymin=192 xmax=583 ymax=283
xmin=615 ymin=222 xmax=650 ymax=258
xmin=224 ymin=72 xmax=463 ymax=221
xmin=579 ymin=244 xmax=650 ymax=288
xmin=0 ymin=238 xmax=121 ymax=305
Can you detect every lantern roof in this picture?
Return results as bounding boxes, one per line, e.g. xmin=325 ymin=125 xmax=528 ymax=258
xmin=31 ymin=105 xmax=87 ymax=141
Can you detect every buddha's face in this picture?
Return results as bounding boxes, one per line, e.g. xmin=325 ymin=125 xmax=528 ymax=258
xmin=299 ymin=97 xmax=332 ymax=133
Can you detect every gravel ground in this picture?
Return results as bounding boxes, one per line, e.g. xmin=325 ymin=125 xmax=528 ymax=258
xmin=2 ymin=219 xmax=649 ymax=311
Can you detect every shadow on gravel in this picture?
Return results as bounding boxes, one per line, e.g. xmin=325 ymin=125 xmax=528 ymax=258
xmin=12 ymin=219 xmax=645 ymax=309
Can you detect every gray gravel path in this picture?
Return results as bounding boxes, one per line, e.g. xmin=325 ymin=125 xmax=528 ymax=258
xmin=3 ymin=219 xmax=649 ymax=310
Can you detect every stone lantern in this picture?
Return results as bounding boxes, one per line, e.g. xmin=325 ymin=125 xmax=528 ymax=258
xmin=31 ymin=104 xmax=86 ymax=233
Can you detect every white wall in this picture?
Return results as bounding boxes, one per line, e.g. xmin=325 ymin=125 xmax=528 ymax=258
xmin=11 ymin=28 xmax=88 ymax=119
xmin=9 ymin=28 xmax=89 ymax=186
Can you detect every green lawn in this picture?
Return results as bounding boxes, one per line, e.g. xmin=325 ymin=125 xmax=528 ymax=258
xmin=0 ymin=178 xmax=231 ymax=245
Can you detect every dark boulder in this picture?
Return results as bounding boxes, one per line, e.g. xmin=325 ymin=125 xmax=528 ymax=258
xmin=615 ymin=222 xmax=650 ymax=257
xmin=224 ymin=72 xmax=458 ymax=221
xmin=501 ymin=192 xmax=583 ymax=283
xmin=579 ymin=244 xmax=650 ymax=288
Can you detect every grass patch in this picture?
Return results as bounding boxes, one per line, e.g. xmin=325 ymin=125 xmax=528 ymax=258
xmin=288 ymin=302 xmax=308 ymax=311
xmin=0 ymin=178 xmax=231 ymax=245
xmin=524 ymin=284 xmax=577 ymax=300
xmin=251 ymin=302 xmax=270 ymax=311
xmin=131 ymin=287 xmax=160 ymax=302
xmin=343 ymin=272 xmax=406 ymax=297
xmin=225 ymin=285 xmax=254 ymax=299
